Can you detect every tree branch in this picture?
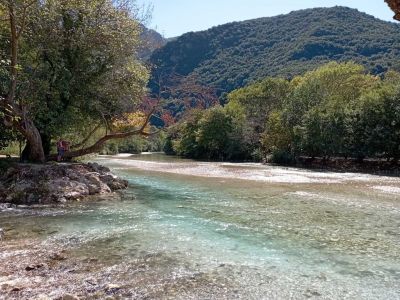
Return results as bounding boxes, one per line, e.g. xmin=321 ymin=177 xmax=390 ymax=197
xmin=16 ymin=5 xmax=27 ymax=40
xmin=47 ymin=107 xmax=158 ymax=161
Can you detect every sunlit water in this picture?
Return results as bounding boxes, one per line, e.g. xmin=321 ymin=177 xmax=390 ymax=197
xmin=1 ymin=154 xmax=400 ymax=299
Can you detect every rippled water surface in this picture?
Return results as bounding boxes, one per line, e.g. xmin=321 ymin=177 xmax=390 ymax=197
xmin=1 ymin=154 xmax=400 ymax=299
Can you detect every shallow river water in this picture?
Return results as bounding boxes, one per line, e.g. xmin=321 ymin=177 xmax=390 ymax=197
xmin=1 ymin=154 xmax=400 ymax=299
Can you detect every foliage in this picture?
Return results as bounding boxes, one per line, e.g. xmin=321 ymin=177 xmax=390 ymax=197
xmin=171 ymin=109 xmax=203 ymax=158
xmin=0 ymin=122 xmax=17 ymax=150
xmin=284 ymin=62 xmax=379 ymax=157
xmin=351 ymin=85 xmax=400 ymax=161
xmin=195 ymin=107 xmax=233 ymax=159
xmin=166 ymin=107 xmax=235 ymax=160
xmin=261 ymin=111 xmax=291 ymax=155
xmin=0 ymin=0 xmax=150 ymax=159
xmin=226 ymin=77 xmax=290 ymax=158
xmin=165 ymin=62 xmax=400 ymax=163
xmin=112 ymin=112 xmax=149 ymax=132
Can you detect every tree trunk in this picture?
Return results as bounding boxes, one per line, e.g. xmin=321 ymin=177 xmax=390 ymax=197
xmin=4 ymin=2 xmax=45 ymax=163
xmin=40 ymin=132 xmax=52 ymax=156
xmin=20 ymin=142 xmax=30 ymax=162
xmin=20 ymin=119 xmax=46 ymax=163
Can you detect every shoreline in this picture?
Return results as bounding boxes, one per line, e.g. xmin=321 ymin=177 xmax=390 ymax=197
xmin=156 ymin=154 xmax=400 ymax=177
xmin=96 ymin=154 xmax=400 ymax=189
xmin=292 ymin=156 xmax=400 ymax=176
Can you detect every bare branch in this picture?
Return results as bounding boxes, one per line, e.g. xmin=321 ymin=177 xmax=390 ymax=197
xmin=16 ymin=0 xmax=35 ymax=39
xmin=99 ymin=111 xmax=110 ymax=134
xmin=16 ymin=6 xmax=27 ymax=40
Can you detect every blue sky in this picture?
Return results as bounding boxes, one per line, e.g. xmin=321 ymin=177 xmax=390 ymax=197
xmin=137 ymin=0 xmax=396 ymax=37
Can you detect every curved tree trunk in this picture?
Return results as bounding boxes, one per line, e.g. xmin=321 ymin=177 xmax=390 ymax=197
xmin=18 ymin=119 xmax=46 ymax=163
xmin=2 ymin=1 xmax=45 ymax=163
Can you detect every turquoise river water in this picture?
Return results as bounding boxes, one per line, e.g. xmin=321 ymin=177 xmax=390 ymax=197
xmin=0 ymin=154 xmax=399 ymax=299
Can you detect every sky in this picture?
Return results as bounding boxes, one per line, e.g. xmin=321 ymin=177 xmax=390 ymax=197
xmin=137 ymin=0 xmax=396 ymax=38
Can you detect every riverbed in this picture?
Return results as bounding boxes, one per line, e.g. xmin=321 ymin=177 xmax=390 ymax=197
xmin=1 ymin=154 xmax=399 ymax=299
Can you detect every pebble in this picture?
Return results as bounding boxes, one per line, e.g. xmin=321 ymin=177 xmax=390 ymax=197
xmin=25 ymin=264 xmax=44 ymax=271
xmin=0 ymin=203 xmax=15 ymax=210
xmin=61 ymin=294 xmax=80 ymax=300
xmin=105 ymin=283 xmax=121 ymax=292
xmin=49 ymin=253 xmax=67 ymax=261
xmin=0 ymin=278 xmax=30 ymax=293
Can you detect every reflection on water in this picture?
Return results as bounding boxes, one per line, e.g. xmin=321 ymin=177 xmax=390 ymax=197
xmin=0 ymin=154 xmax=400 ymax=299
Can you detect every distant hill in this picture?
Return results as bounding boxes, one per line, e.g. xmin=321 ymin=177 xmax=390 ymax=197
xmin=149 ymin=6 xmax=400 ymax=97
xmin=138 ymin=26 xmax=166 ymax=60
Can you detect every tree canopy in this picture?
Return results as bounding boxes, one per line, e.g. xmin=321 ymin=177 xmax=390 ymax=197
xmin=0 ymin=0 xmax=152 ymax=161
xmin=166 ymin=62 xmax=400 ymax=163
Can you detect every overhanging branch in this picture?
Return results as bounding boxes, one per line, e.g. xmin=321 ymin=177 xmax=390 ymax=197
xmin=47 ymin=106 xmax=159 ymax=161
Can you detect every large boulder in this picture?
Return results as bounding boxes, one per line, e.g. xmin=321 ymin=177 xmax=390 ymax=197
xmin=0 ymin=163 xmax=128 ymax=205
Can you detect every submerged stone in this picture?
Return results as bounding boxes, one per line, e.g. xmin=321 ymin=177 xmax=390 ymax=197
xmin=61 ymin=294 xmax=80 ymax=300
xmin=49 ymin=252 xmax=67 ymax=261
xmin=25 ymin=264 xmax=44 ymax=271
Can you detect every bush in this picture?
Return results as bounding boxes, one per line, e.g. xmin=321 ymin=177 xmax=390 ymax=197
xmin=270 ymin=150 xmax=296 ymax=165
xmin=163 ymin=136 xmax=176 ymax=155
xmin=100 ymin=142 xmax=119 ymax=155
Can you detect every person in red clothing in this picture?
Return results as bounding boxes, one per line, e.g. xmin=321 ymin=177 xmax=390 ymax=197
xmin=57 ymin=139 xmax=70 ymax=162
xmin=56 ymin=139 xmax=65 ymax=162
xmin=62 ymin=140 xmax=70 ymax=152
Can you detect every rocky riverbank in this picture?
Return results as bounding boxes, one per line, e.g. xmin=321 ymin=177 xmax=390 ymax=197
xmin=0 ymin=162 xmax=128 ymax=205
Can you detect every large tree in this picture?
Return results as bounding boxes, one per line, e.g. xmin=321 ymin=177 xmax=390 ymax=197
xmin=0 ymin=0 xmax=154 ymax=162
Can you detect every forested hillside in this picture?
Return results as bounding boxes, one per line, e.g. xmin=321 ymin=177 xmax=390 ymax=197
xmin=150 ymin=6 xmax=400 ymax=97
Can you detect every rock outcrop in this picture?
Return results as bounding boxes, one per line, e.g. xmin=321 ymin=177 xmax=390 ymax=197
xmin=0 ymin=163 xmax=128 ymax=205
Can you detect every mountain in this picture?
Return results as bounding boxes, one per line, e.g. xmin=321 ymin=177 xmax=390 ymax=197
xmin=138 ymin=26 xmax=166 ymax=60
xmin=149 ymin=6 xmax=400 ymax=97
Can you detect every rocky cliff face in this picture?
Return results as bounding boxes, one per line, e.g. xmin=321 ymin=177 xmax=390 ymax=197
xmin=138 ymin=25 xmax=166 ymax=60
xmin=386 ymin=0 xmax=400 ymax=20
xmin=0 ymin=163 xmax=128 ymax=205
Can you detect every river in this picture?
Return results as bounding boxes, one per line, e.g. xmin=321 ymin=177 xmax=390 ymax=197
xmin=0 ymin=154 xmax=399 ymax=299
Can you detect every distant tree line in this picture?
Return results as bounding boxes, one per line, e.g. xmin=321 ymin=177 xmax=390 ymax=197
xmin=164 ymin=62 xmax=400 ymax=163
